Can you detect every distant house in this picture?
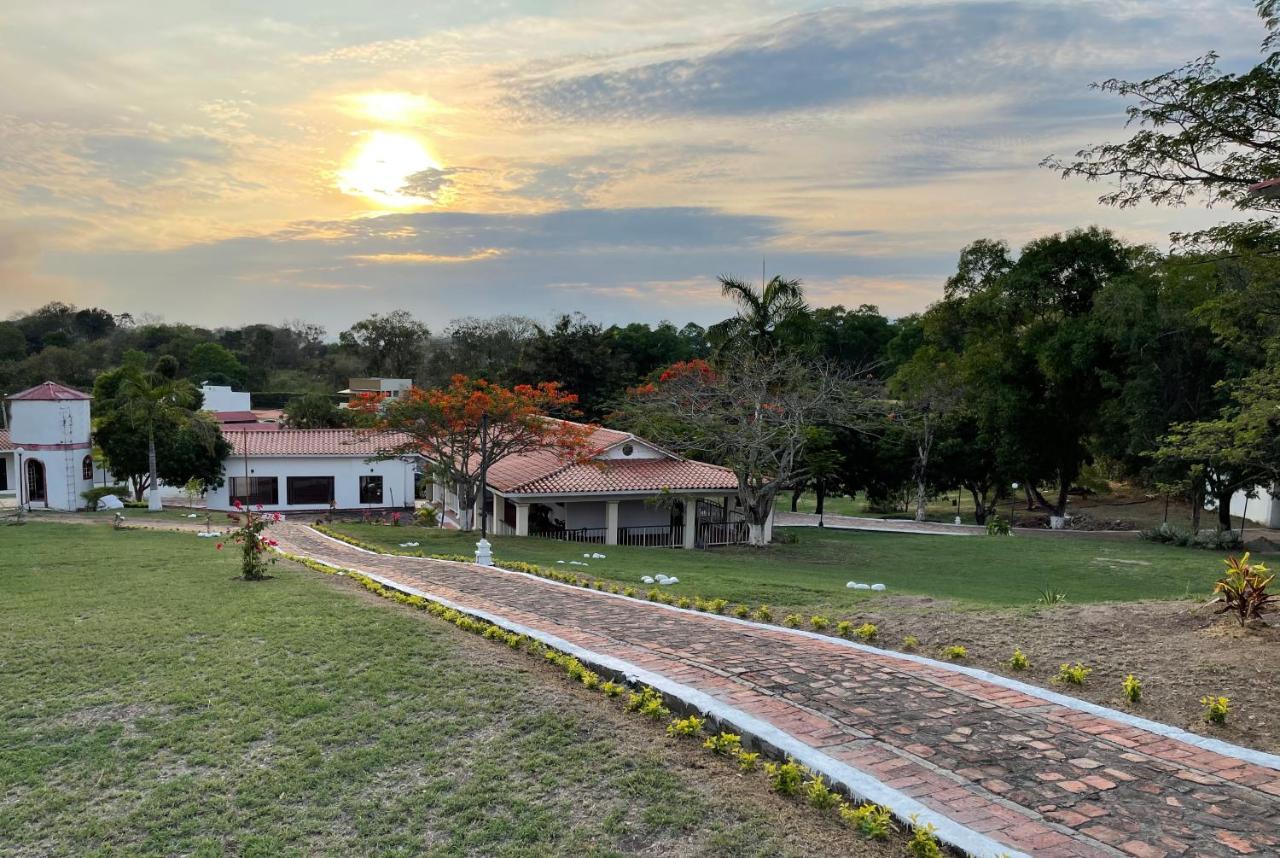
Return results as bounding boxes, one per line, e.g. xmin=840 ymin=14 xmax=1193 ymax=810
xmin=1 ymin=382 xmax=96 ymax=511
xmin=206 ymin=429 xmax=420 ymax=513
xmin=427 ymin=421 xmax=756 ymax=548
xmin=340 ymin=378 xmax=412 ymax=408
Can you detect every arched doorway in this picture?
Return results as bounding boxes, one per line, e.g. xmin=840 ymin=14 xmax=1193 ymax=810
xmin=26 ymin=458 xmax=46 ymax=504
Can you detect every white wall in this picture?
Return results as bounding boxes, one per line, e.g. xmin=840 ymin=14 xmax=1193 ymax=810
xmin=1229 ymin=485 xmax=1280 ymax=529
xmin=18 ymin=450 xmax=94 ymax=510
xmin=10 ymin=399 xmax=91 ymax=446
xmin=206 ymin=455 xmax=416 ymax=512
xmin=597 ymin=439 xmax=664 ymax=460
xmin=200 ymin=385 xmax=251 ymax=412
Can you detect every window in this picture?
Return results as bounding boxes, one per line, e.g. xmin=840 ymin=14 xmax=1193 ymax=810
xmin=287 ymin=476 xmax=334 ymax=506
xmin=230 ymin=476 xmax=278 ymax=506
xmin=359 ymin=475 xmax=383 ymax=505
xmin=621 ymin=443 xmax=634 ymax=456
xmin=0 ymin=458 xmax=7 ymax=492
xmin=82 ymin=455 xmax=93 ymax=481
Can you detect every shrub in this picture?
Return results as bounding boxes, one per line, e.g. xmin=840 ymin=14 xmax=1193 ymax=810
xmin=732 ymin=604 xmax=751 ymax=619
xmin=1140 ymin=521 xmax=1190 ymax=545
xmin=907 ymin=819 xmax=944 ymax=858
xmin=707 ymin=598 xmax=729 ymax=614
xmin=1037 ymin=588 xmax=1067 ymax=605
xmin=810 ymin=615 xmax=831 ymax=630
xmin=1008 ymin=648 xmax=1030 ymax=671
xmin=626 ymin=686 xmax=671 ymax=720
xmin=1122 ymin=674 xmax=1142 ymax=704
xmin=754 ymin=605 xmax=774 ymax=622
xmin=1211 ymin=553 xmax=1274 ymax=627
xmin=940 ymin=645 xmax=967 ymax=661
xmin=836 ymin=620 xmax=853 ymax=638
xmin=764 ymin=758 xmax=805 ymax=795
xmin=667 ymin=715 xmax=705 ymax=737
xmin=600 ymin=681 xmax=625 ymax=697
xmin=803 ymin=774 xmax=840 ymax=809
xmin=414 ymin=506 xmax=439 ymax=527
xmin=854 ymin=622 xmax=878 ymax=642
xmin=1195 ymin=529 xmax=1244 ymax=551
xmin=783 ymin=613 xmax=803 ymax=628
xmin=1054 ymin=662 xmax=1092 ymax=686
xmin=676 ymin=596 xmax=693 ymax=609
xmin=1202 ymin=695 xmax=1229 ymax=725
xmin=623 ymin=586 xmax=636 ymax=598
xmin=646 ymin=588 xmax=661 ymax=602
xmin=735 ymin=750 xmax=760 ymax=772
xmin=902 ymin=635 xmax=920 ymax=651
xmin=986 ymin=514 xmax=1012 ymax=536
xmin=703 ymin=732 xmax=742 ymax=756
xmin=840 ymin=802 xmax=894 ymax=839
xmin=219 ymin=502 xmax=282 ymax=581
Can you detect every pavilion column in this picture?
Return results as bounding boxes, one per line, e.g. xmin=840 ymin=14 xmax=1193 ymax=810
xmin=515 ymin=503 xmax=530 ymax=537
xmin=605 ymin=500 xmax=619 ymax=546
xmin=492 ymin=492 xmax=503 ymax=534
xmin=683 ymin=497 xmax=698 ymax=550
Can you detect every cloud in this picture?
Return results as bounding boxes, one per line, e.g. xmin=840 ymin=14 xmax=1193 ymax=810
xmin=79 ymin=133 xmax=230 ymax=186
xmin=348 ymin=248 xmax=504 ymax=264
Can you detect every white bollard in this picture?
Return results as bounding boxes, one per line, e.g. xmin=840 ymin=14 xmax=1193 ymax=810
xmin=474 ymin=538 xmax=494 ymax=567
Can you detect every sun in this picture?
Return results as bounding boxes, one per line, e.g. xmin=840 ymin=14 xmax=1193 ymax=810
xmin=337 ymin=131 xmax=442 ymax=208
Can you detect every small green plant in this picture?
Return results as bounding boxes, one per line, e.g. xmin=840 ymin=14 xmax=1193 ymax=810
xmin=836 ymin=620 xmax=853 ymax=638
xmin=1201 ymin=695 xmax=1229 ymax=725
xmin=840 ymin=802 xmax=894 ymax=839
xmin=754 ymin=605 xmax=774 ymax=622
xmin=940 ymin=644 xmax=967 ymax=661
xmin=1037 ymin=587 xmax=1067 ymax=605
xmin=907 ymin=818 xmax=944 ymax=858
xmin=783 ymin=613 xmax=803 ymax=628
xmin=732 ymin=604 xmax=751 ymax=619
xmin=810 ymin=615 xmax=830 ymax=630
xmin=1211 ymin=553 xmax=1274 ymax=627
xmin=902 ymin=635 xmax=920 ymax=651
xmin=623 ymin=586 xmax=636 ymax=597
xmin=854 ymin=622 xmax=878 ymax=642
xmin=735 ymin=750 xmax=760 ymax=772
xmin=600 ymin=681 xmax=625 ymax=697
xmin=1122 ymin=674 xmax=1142 ymax=704
xmin=1008 ymin=648 xmax=1030 ymax=670
xmin=667 ymin=715 xmax=705 ymax=737
xmin=764 ymin=757 xmax=805 ymax=795
xmin=1053 ymin=662 xmax=1092 ymax=686
xmin=414 ymin=506 xmax=439 ymax=527
xmin=803 ymin=774 xmax=840 ymax=809
xmin=703 ymin=731 xmax=742 ymax=756
xmin=626 ymin=686 xmax=671 ymax=720
xmin=986 ymin=514 xmax=1012 ymax=536
xmin=676 ymin=596 xmax=692 ymax=609
xmin=707 ymin=598 xmax=729 ymax=614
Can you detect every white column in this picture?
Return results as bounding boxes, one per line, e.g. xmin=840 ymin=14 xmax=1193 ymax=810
xmin=605 ymin=499 xmax=619 ymax=545
xmin=493 ymin=492 xmax=503 ymax=534
xmin=515 ymin=503 xmax=530 ymax=536
xmin=683 ymin=497 xmax=698 ymax=550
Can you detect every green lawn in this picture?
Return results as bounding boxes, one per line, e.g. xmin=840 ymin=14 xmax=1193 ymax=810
xmin=0 ymin=523 xmax=883 ymax=857
xmin=326 ymin=522 xmax=1236 ymax=609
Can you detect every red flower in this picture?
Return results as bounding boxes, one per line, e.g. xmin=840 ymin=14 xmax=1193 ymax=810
xmin=215 ymin=543 xmax=223 ymax=550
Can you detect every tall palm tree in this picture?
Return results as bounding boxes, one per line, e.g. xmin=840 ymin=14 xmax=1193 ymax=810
xmin=116 ymin=366 xmax=202 ymax=511
xmin=714 ymin=273 xmax=808 ymax=355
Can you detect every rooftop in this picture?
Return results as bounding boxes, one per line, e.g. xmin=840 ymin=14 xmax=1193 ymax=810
xmin=224 ymin=428 xmax=415 ymax=457
xmin=7 ymin=381 xmax=92 ymax=402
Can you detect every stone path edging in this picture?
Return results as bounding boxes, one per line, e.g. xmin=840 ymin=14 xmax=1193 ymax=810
xmin=304 ymin=527 xmax=1280 ymax=774
xmin=294 ymin=548 xmax=1028 ymax=858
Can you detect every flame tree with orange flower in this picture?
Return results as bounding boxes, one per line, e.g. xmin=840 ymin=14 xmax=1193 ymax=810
xmin=364 ymin=375 xmax=595 ymax=533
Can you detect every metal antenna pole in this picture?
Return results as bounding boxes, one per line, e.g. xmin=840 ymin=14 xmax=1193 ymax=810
xmin=479 ymin=411 xmax=489 ymax=540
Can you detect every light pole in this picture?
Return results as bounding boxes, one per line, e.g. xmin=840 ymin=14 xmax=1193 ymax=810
xmin=478 ymin=411 xmax=489 ymax=540
xmin=1010 ymin=481 xmax=1020 ymax=529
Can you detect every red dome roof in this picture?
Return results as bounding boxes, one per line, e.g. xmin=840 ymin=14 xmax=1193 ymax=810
xmin=7 ymin=381 xmax=92 ymax=401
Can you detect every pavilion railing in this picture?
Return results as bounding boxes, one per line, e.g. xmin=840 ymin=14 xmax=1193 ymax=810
xmin=618 ymin=524 xmax=683 ymax=548
xmin=528 ymin=526 xmax=607 ymax=544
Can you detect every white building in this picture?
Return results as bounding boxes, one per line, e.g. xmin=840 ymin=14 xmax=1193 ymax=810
xmin=207 ymin=429 xmax=420 ymax=513
xmin=429 ymin=422 xmax=758 ymax=548
xmin=1229 ymin=484 xmax=1280 ymax=529
xmin=199 ymin=383 xmax=251 ymax=413
xmin=339 ymin=377 xmax=412 ymax=408
xmin=1 ymin=382 xmax=96 ymax=511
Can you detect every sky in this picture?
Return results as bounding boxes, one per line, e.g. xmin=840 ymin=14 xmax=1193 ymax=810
xmin=0 ymin=0 xmax=1267 ymax=333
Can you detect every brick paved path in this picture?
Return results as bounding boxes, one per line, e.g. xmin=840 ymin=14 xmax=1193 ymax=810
xmin=278 ymin=525 xmax=1280 ymax=858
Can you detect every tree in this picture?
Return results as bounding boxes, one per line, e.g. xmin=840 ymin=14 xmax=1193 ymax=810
xmin=339 ymin=311 xmax=431 ymax=378
xmin=517 ymin=314 xmax=627 ymax=420
xmin=889 ymin=346 xmax=965 ymax=521
xmin=1043 ymin=2 xmax=1280 ymax=253
xmin=283 ymin=393 xmax=350 ymax=429
xmin=373 ymin=375 xmax=594 ymax=531
xmin=708 ymin=274 xmax=809 ymax=356
xmin=113 ymin=363 xmax=215 ymax=510
xmin=618 ymin=354 xmax=878 ymax=546
xmin=187 ymin=342 xmax=247 ymax=387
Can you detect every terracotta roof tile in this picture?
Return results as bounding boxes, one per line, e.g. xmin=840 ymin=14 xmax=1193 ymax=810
xmin=224 ymin=429 xmax=416 ymax=457
xmin=8 ymin=381 xmax=91 ymax=401
xmin=0 ymin=429 xmax=10 ymax=452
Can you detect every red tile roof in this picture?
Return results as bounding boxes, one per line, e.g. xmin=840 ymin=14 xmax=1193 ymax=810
xmin=8 ymin=381 xmax=91 ymax=401
xmin=483 ymin=421 xmax=737 ymax=496
xmin=0 ymin=429 xmax=10 ymax=452
xmin=223 ymin=429 xmax=417 ymax=457
xmin=213 ymin=410 xmax=260 ymax=423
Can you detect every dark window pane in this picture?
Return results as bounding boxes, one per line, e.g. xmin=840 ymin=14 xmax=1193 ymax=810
xmin=359 ymin=475 xmax=383 ymax=505
xmin=82 ymin=455 xmax=93 ymax=480
xmin=287 ymin=476 xmax=334 ymax=505
xmin=230 ymin=476 xmax=278 ymax=506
